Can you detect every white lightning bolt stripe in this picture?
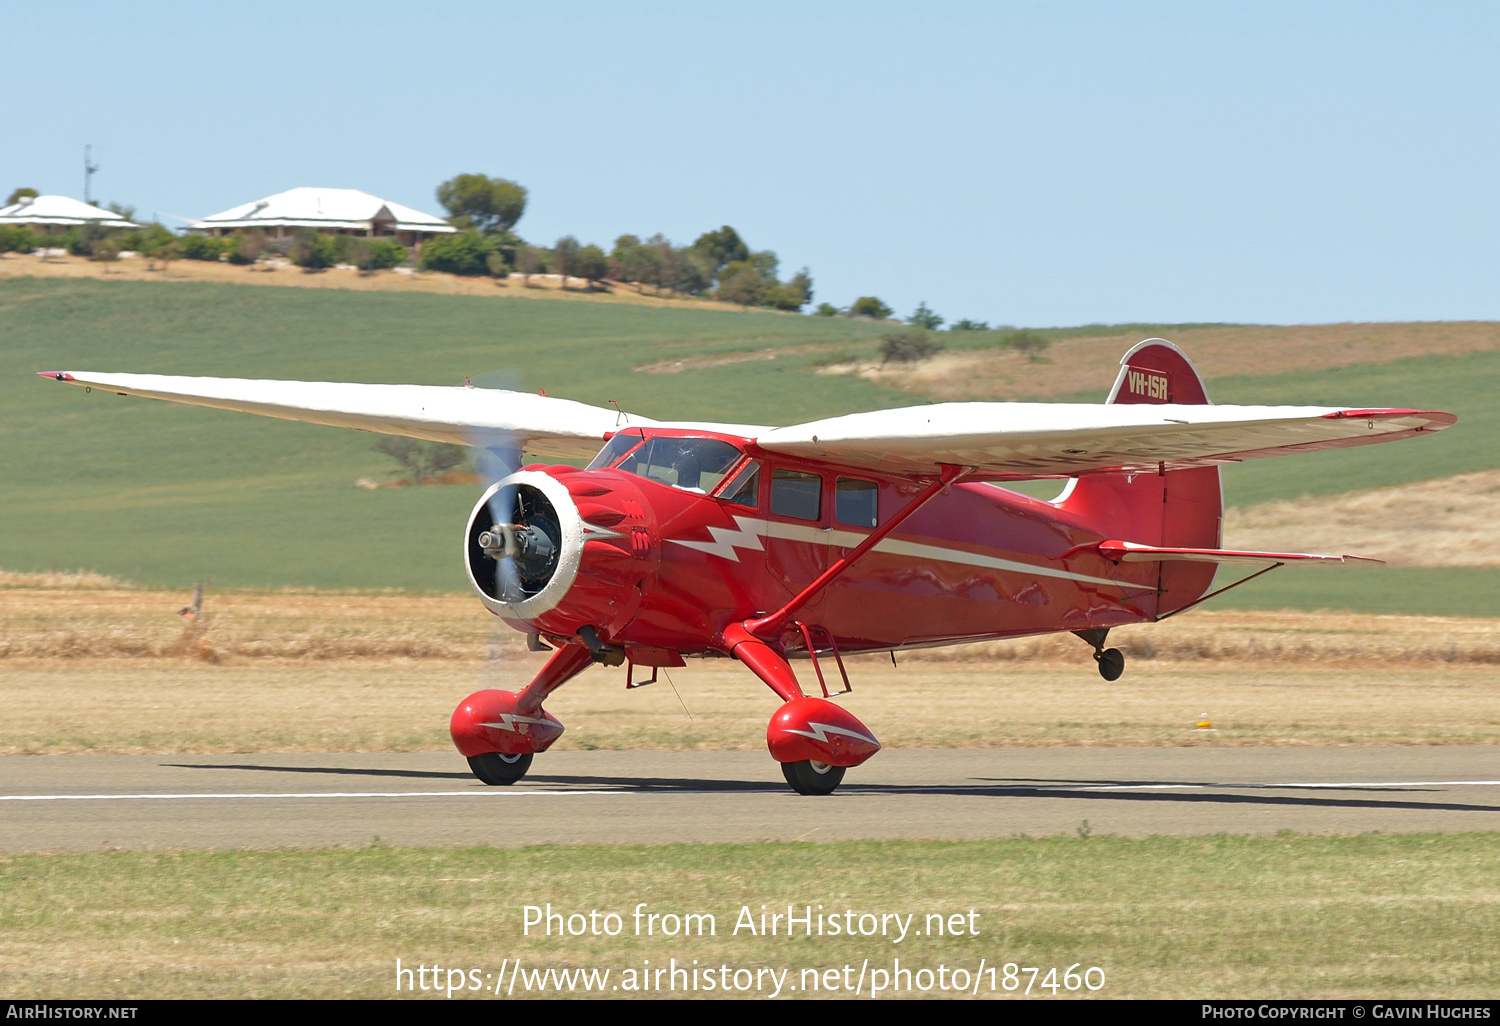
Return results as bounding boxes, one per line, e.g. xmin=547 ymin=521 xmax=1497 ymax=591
xmin=666 ymin=514 xmax=766 ymax=562
xmin=667 ymin=518 xmax=1142 ymax=589
xmin=783 ymin=721 xmax=881 ymax=747
xmin=478 ymin=714 xmax=557 ymax=733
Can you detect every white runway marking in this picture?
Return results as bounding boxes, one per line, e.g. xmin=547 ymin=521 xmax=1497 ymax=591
xmin=0 ymin=790 xmax=626 ymax=802
xmin=1 ymin=780 xmax=1498 ymax=802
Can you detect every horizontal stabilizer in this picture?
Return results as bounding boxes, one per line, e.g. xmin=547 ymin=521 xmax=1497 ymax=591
xmin=1094 ymin=540 xmax=1384 ymax=566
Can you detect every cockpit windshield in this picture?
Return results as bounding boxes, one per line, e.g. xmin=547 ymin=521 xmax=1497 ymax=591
xmin=593 ymin=435 xmax=744 ymax=493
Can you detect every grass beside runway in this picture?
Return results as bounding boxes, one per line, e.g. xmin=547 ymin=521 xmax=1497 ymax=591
xmin=1 ymin=834 xmax=1496 ymax=998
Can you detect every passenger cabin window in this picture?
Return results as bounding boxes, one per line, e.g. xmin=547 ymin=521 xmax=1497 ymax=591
xmin=617 ymin=436 xmax=743 ymax=493
xmin=835 ymin=478 xmax=879 ymax=527
xmin=771 ymin=468 xmax=822 ymax=520
xmin=718 ymin=461 xmax=760 ymax=509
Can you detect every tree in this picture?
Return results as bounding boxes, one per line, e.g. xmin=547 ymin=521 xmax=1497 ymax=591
xmin=879 ymin=328 xmax=945 ymax=365
xmin=692 ymin=225 xmax=748 ymax=273
xmin=418 ymin=230 xmax=495 ymax=276
xmin=0 ymin=225 xmax=36 ymax=253
xmin=5 ymin=187 xmax=37 ymax=206
xmin=574 ymin=243 xmax=609 ymax=287
xmin=908 ymin=301 xmax=944 ymax=331
xmin=849 ymin=296 xmax=893 ymax=320
xmin=784 ymin=268 xmax=813 ymax=308
xmin=553 ymin=236 xmax=581 ymax=285
xmin=813 ymin=302 xmax=840 ymax=317
xmin=619 ymin=242 xmax=665 ymax=290
xmin=516 ymin=245 xmax=545 ymax=283
xmin=718 ymin=264 xmax=770 ymax=307
xmin=435 ymin=174 xmax=528 ymax=235
xmin=950 ymin=318 xmax=990 ymax=331
xmin=106 ymin=201 xmax=137 ymax=222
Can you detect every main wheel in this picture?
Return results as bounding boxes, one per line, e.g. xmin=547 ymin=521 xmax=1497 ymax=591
xmin=781 ymin=759 xmax=846 ymax=796
xmin=1096 ymin=647 xmax=1125 ymax=681
xmin=468 ymin=751 xmax=533 ymax=785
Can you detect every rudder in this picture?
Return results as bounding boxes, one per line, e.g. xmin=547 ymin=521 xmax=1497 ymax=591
xmin=1059 ymin=339 xmax=1222 ymax=614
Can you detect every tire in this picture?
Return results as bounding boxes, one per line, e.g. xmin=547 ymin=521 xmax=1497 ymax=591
xmin=781 ymin=759 xmax=846 ymax=796
xmin=468 ymin=751 xmax=533 ymax=785
xmin=1097 ymin=647 xmax=1125 ymax=682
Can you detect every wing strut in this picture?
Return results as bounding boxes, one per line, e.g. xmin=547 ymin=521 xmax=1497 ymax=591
xmin=1155 ymin=563 xmax=1286 ymax=622
xmin=744 ymin=464 xmax=970 ymax=640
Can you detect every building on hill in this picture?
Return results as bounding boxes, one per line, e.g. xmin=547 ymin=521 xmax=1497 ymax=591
xmin=189 ymin=187 xmax=457 ymax=248
xmin=0 ymin=194 xmax=139 ymax=234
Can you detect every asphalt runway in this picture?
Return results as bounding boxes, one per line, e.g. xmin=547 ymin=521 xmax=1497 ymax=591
xmin=4 ymin=747 xmax=1500 ymax=851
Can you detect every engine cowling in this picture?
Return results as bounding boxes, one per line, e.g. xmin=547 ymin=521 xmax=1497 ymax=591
xmin=464 ymin=468 xmax=660 ymax=644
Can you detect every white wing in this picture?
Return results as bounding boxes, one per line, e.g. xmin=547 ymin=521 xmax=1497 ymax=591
xmin=755 ymin=402 xmax=1456 ymax=479
xmin=39 ymin=370 xmax=649 ymax=460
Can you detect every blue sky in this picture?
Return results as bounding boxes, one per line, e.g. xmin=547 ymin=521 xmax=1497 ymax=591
xmin=7 ymin=2 xmax=1499 ymax=326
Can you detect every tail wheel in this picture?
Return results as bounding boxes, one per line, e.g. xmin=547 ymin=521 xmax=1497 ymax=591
xmin=781 ymin=759 xmax=846 ymax=796
xmin=468 ymin=751 xmax=533 ymax=785
xmin=1096 ymin=647 xmax=1125 ymax=682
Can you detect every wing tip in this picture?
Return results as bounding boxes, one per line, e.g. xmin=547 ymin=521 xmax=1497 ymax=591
xmin=36 ymin=371 xmax=75 ymax=382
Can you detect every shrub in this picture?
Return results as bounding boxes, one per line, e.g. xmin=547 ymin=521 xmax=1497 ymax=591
xmin=950 ymin=318 xmax=990 ymax=331
xmin=0 ymin=225 xmax=35 ymax=253
xmin=419 ymin=230 xmax=495 ymax=276
xmin=1006 ymin=329 xmax=1051 ymax=361
xmin=123 ymin=223 xmax=177 ymax=257
xmin=373 ymin=437 xmax=468 ymax=484
xmin=344 ymin=237 xmax=407 ymax=272
xmin=813 ymin=302 xmax=840 ymax=317
xmin=485 ymin=252 xmax=510 ymax=278
xmin=289 ymin=229 xmax=343 ymax=269
xmin=849 ymin=296 xmax=893 ymax=320
xmin=179 ymin=234 xmax=229 ymax=261
xmin=879 ymin=328 xmax=945 ymax=365
xmin=71 ymin=224 xmax=110 ymax=256
xmin=227 ymin=230 xmax=269 ymax=265
xmin=89 ymin=239 xmax=121 ymax=262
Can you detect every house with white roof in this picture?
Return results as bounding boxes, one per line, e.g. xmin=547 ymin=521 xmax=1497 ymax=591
xmin=189 ymin=187 xmax=456 ymax=248
xmin=0 ymin=194 xmax=139 ymax=234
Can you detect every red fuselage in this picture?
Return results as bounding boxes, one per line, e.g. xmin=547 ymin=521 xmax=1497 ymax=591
xmin=480 ymin=427 xmax=1219 ymax=662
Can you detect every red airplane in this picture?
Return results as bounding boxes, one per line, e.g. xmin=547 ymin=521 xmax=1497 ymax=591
xmin=40 ymin=340 xmax=1455 ymax=794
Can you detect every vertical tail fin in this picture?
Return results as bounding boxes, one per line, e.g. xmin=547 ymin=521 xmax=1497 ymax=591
xmin=1059 ymin=339 xmax=1223 ymax=615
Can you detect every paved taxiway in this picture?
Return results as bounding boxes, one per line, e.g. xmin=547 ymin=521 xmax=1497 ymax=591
xmin=4 ymin=747 xmax=1500 ymax=851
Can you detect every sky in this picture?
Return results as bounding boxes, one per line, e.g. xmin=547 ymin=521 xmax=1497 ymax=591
xmin=6 ymin=2 xmax=1500 ymax=327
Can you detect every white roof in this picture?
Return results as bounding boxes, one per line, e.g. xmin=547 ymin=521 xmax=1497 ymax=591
xmin=190 ymin=187 xmax=456 ymax=234
xmin=0 ymin=194 xmax=139 ymax=228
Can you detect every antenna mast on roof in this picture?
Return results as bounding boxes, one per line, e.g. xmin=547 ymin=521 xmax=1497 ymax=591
xmin=84 ymin=145 xmax=100 ymax=204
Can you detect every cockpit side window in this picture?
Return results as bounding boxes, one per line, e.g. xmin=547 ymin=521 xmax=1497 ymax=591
xmin=618 ymin=436 xmax=744 ymax=493
xmin=586 ymin=431 xmax=645 ymax=470
xmin=771 ymin=468 xmax=823 ymax=520
xmin=717 ymin=460 xmax=761 ymax=508
xmin=835 ymin=477 xmax=879 ymax=528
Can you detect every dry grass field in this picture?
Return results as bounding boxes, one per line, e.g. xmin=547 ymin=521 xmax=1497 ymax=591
xmin=1224 ymin=468 xmax=1500 ymax=566
xmin=0 ymin=250 xmax=751 ymax=311
xmin=3 ymin=577 xmax=1496 ymax=755
xmin=823 ymin=321 xmax=1500 ymax=399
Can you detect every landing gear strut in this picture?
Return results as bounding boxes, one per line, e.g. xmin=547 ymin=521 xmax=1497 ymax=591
xmin=1074 ymin=629 xmax=1126 ymax=681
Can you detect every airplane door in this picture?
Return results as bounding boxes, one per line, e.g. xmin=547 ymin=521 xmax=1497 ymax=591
xmin=764 ymin=467 xmax=830 ymax=612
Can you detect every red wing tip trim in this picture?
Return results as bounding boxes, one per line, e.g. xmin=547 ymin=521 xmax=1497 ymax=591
xmin=1324 ymin=408 xmax=1458 ymax=426
xmin=37 ymin=371 xmax=75 ymax=381
xmin=1096 ymin=540 xmax=1385 ymax=566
